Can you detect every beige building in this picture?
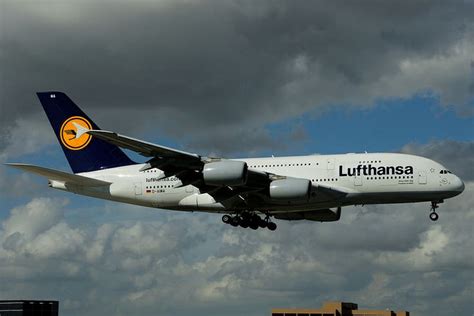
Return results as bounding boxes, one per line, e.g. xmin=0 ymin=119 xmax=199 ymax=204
xmin=272 ymin=301 xmax=409 ymax=316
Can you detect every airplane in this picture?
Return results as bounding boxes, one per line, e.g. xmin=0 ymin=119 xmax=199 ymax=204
xmin=6 ymin=92 xmax=465 ymax=231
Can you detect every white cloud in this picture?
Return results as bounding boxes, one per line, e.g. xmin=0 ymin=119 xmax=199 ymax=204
xmin=375 ymin=225 xmax=449 ymax=270
xmin=110 ymin=222 xmax=179 ymax=257
xmin=1 ymin=197 xmax=66 ymax=241
xmin=376 ymin=38 xmax=474 ymax=114
xmin=0 ymin=181 xmax=472 ymax=315
xmin=0 ymin=125 xmax=472 ymax=314
xmin=27 ymin=222 xmax=86 ymax=259
xmin=0 ymin=116 xmax=55 ymax=160
xmin=0 ymin=116 xmax=56 ymax=198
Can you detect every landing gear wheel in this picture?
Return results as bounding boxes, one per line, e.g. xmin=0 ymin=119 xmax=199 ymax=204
xmin=230 ymin=216 xmax=240 ymax=227
xmin=222 ymin=215 xmax=232 ymax=224
xmin=250 ymin=223 xmax=259 ymax=230
xmin=429 ymin=212 xmax=439 ymax=221
xmin=249 ymin=214 xmax=260 ymax=230
xmin=429 ymin=201 xmax=442 ymax=222
xmin=239 ymin=219 xmax=249 ymax=228
xmin=241 ymin=212 xmax=251 ymax=221
xmin=267 ymin=222 xmax=277 ymax=231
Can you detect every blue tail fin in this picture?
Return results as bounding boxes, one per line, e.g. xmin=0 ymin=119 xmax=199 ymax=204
xmin=37 ymin=91 xmax=135 ymax=173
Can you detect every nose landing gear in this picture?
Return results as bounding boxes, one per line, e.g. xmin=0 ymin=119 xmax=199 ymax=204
xmin=429 ymin=211 xmax=439 ymax=221
xmin=429 ymin=200 xmax=442 ymax=221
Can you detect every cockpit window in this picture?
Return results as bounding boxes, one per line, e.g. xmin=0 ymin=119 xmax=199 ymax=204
xmin=440 ymin=170 xmax=452 ymax=174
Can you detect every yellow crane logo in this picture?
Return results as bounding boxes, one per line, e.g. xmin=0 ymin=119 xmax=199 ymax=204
xmin=60 ymin=116 xmax=92 ymax=150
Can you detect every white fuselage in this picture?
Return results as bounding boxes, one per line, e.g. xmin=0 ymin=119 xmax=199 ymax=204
xmin=58 ymin=153 xmax=464 ymax=215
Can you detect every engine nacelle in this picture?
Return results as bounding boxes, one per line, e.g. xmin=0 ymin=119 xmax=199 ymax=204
xmin=203 ymin=161 xmax=248 ymax=186
xmin=269 ymin=178 xmax=311 ymax=200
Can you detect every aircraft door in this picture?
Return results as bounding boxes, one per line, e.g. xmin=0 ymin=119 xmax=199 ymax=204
xmin=326 ymin=158 xmax=336 ymax=178
xmin=134 ymin=182 xmax=142 ymax=195
xmin=418 ymin=171 xmax=427 ymax=184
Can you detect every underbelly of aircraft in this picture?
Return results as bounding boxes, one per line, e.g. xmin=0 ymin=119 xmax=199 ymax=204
xmin=159 ymin=189 xmax=456 ymax=214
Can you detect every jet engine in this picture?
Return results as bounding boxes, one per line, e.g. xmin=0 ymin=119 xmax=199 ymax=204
xmin=203 ymin=161 xmax=248 ymax=186
xmin=269 ymin=178 xmax=311 ymax=200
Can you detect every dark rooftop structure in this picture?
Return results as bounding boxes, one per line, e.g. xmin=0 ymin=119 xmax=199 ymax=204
xmin=0 ymin=300 xmax=58 ymax=316
xmin=272 ymin=301 xmax=409 ymax=316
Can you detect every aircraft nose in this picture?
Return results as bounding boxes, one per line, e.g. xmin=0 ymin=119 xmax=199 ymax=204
xmin=453 ymin=175 xmax=465 ymax=193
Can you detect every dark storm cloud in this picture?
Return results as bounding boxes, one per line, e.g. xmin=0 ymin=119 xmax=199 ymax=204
xmin=401 ymin=140 xmax=474 ymax=181
xmin=1 ymin=0 xmax=473 ymax=155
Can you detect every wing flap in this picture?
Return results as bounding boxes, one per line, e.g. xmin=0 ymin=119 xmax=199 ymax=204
xmin=6 ymin=163 xmax=111 ymax=187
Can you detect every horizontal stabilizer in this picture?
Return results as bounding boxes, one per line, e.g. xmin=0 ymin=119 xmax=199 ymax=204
xmin=5 ymin=163 xmax=111 ymax=187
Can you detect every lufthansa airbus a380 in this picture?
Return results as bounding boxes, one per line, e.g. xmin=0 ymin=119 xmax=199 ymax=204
xmin=7 ymin=92 xmax=465 ymax=231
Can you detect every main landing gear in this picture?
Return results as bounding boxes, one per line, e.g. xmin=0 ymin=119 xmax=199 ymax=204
xmin=222 ymin=212 xmax=277 ymax=231
xmin=429 ymin=200 xmax=442 ymax=221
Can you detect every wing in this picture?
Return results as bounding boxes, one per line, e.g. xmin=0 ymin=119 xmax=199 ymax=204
xmin=5 ymin=163 xmax=111 ymax=187
xmin=87 ymin=130 xmax=201 ymax=164
xmin=86 ymin=129 xmax=348 ymax=208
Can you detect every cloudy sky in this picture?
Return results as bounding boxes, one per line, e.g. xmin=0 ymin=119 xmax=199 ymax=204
xmin=0 ymin=1 xmax=473 ymax=315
